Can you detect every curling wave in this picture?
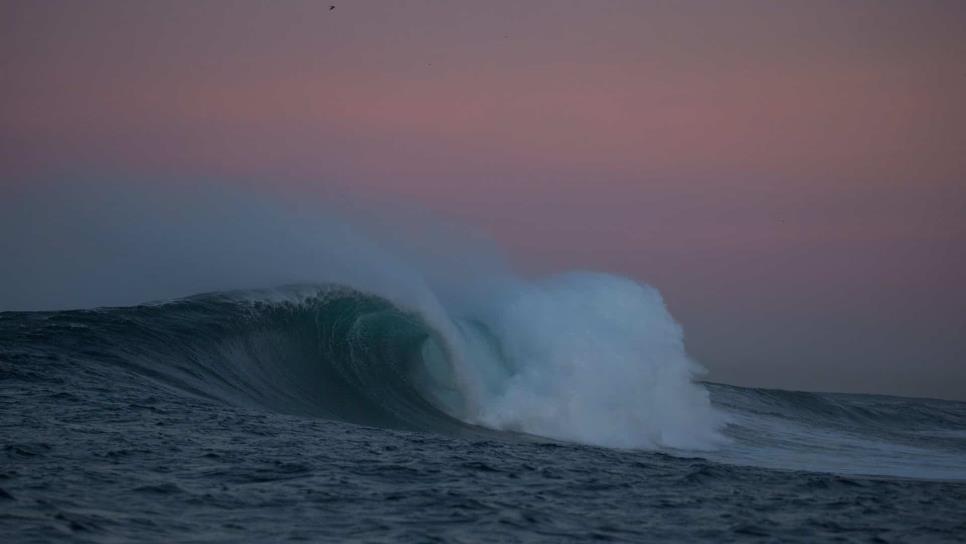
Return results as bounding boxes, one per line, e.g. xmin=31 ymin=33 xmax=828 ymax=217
xmin=6 ymin=275 xmax=725 ymax=450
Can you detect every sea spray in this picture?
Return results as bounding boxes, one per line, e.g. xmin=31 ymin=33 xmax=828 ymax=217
xmin=446 ymin=272 xmax=725 ymax=449
xmin=1 ymin=179 xmax=724 ymax=450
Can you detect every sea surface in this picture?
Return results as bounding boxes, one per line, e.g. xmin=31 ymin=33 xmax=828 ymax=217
xmin=2 ymin=286 xmax=965 ymax=542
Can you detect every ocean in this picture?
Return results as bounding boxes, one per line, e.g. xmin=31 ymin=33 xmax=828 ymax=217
xmin=2 ymin=284 xmax=965 ymax=542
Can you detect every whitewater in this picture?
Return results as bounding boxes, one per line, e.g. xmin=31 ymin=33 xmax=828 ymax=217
xmin=2 ymin=184 xmax=966 ymax=541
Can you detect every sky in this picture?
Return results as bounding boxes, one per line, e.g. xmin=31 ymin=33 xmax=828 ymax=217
xmin=2 ymin=1 xmax=965 ymax=400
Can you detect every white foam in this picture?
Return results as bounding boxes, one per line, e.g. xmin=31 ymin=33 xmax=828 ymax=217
xmin=442 ymin=272 xmax=725 ymax=450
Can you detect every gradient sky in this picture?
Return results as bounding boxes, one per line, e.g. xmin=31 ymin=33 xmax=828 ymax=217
xmin=3 ymin=1 xmax=965 ymax=399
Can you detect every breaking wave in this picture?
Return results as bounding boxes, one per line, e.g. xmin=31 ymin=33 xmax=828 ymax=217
xmin=5 ymin=277 xmax=725 ymax=451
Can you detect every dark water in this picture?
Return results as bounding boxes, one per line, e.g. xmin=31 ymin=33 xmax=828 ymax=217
xmin=2 ymin=288 xmax=965 ymax=542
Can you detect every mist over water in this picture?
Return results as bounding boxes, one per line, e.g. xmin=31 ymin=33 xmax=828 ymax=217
xmin=0 ymin=179 xmax=509 ymax=312
xmin=1 ymin=178 xmax=724 ymax=449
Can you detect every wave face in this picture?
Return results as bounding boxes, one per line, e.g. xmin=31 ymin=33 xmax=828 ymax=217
xmin=10 ymin=287 xmax=469 ymax=434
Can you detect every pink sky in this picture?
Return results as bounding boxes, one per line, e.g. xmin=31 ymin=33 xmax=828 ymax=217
xmin=3 ymin=1 xmax=965 ymax=398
